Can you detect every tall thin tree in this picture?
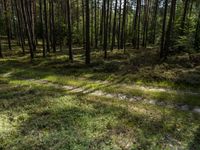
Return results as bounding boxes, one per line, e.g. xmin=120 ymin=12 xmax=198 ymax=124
xmin=85 ymin=0 xmax=90 ymax=64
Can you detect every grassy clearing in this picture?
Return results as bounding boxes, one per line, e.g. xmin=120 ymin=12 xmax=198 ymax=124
xmin=1 ymin=46 xmax=200 ymax=149
xmin=1 ymin=79 xmax=200 ymax=149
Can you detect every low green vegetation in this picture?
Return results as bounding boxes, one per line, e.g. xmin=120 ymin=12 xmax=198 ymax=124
xmin=1 ymin=47 xmax=200 ymax=149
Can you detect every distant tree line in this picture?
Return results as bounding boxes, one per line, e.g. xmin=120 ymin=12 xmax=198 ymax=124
xmin=0 ymin=0 xmax=200 ymax=63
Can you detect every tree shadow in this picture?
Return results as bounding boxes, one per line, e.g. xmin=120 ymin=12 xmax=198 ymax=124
xmin=188 ymin=126 xmax=200 ymax=150
xmin=4 ymin=91 xmax=196 ymax=149
xmin=0 ymin=81 xmax=67 ymax=113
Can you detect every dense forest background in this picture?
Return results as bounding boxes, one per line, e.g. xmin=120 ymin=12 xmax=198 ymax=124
xmin=0 ymin=0 xmax=200 ymax=63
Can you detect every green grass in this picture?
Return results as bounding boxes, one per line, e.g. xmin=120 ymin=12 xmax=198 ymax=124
xmin=0 ymin=79 xmax=200 ymax=149
xmin=1 ymin=46 xmax=200 ymax=149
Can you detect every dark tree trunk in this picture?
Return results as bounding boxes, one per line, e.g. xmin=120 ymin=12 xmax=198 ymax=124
xmin=160 ymin=0 xmax=168 ymax=58
xmin=66 ymin=0 xmax=73 ymax=62
xmin=194 ymin=11 xmax=200 ymax=50
xmin=163 ymin=0 xmax=177 ymax=58
xmin=117 ymin=0 xmax=122 ymax=49
xmin=111 ymin=0 xmax=118 ymax=50
xmin=120 ymin=0 xmax=127 ymax=50
xmin=136 ymin=0 xmax=141 ymax=49
xmin=152 ymin=0 xmax=159 ymax=44
xmin=14 ymin=0 xmax=25 ymax=54
xmin=82 ymin=0 xmax=85 ymax=47
xmin=103 ymin=0 xmax=109 ymax=58
xmin=20 ymin=0 xmax=34 ymax=59
xmin=76 ymin=0 xmax=80 ymax=34
xmin=132 ymin=0 xmax=141 ymax=49
xmin=142 ymin=0 xmax=150 ymax=48
xmin=0 ymin=36 xmax=3 ymax=58
xmin=85 ymin=0 xmax=90 ymax=64
xmin=3 ymin=0 xmax=12 ymax=50
xmin=108 ymin=0 xmax=112 ymax=45
xmin=44 ymin=0 xmax=50 ymax=52
xmin=39 ymin=0 xmax=46 ymax=57
xmin=51 ymin=0 xmax=56 ymax=52
xmin=181 ymin=0 xmax=190 ymax=34
xmin=94 ymin=0 xmax=98 ymax=48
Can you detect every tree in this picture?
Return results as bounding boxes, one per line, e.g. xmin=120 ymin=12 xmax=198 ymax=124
xmin=181 ymin=0 xmax=190 ymax=34
xmin=3 ymin=0 xmax=12 ymax=50
xmin=111 ymin=0 xmax=118 ymax=50
xmin=120 ymin=0 xmax=127 ymax=50
xmin=66 ymin=0 xmax=73 ymax=62
xmin=39 ymin=0 xmax=45 ymax=57
xmin=133 ymin=0 xmax=141 ymax=49
xmin=85 ymin=0 xmax=90 ymax=64
xmin=117 ymin=0 xmax=122 ymax=49
xmin=44 ymin=0 xmax=50 ymax=52
xmin=142 ymin=0 xmax=150 ymax=48
xmin=13 ymin=0 xmax=25 ymax=54
xmin=0 ymin=36 xmax=2 ymax=58
xmin=50 ymin=0 xmax=56 ymax=52
xmin=160 ymin=0 xmax=169 ymax=58
xmin=94 ymin=0 xmax=98 ymax=48
xmin=194 ymin=10 xmax=200 ymax=50
xmin=152 ymin=0 xmax=159 ymax=44
xmin=103 ymin=0 xmax=109 ymax=58
xmin=163 ymin=0 xmax=177 ymax=58
xmin=20 ymin=0 xmax=35 ymax=59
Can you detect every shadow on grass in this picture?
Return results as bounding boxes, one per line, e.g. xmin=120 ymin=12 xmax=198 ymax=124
xmin=0 ymin=81 xmax=67 ymax=112
xmin=188 ymin=126 xmax=200 ymax=150
xmin=4 ymin=92 xmax=198 ymax=149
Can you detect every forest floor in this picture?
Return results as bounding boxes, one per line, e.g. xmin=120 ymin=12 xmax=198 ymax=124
xmin=1 ymin=43 xmax=200 ymax=149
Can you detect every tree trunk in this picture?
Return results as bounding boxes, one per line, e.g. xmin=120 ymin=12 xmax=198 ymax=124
xmin=82 ymin=0 xmax=85 ymax=47
xmin=39 ymin=0 xmax=46 ymax=57
xmin=94 ymin=0 xmax=98 ymax=48
xmin=85 ymin=0 xmax=90 ymax=64
xmin=163 ymin=0 xmax=177 ymax=58
xmin=44 ymin=0 xmax=50 ymax=52
xmin=103 ymin=0 xmax=109 ymax=58
xmin=194 ymin=11 xmax=200 ymax=50
xmin=66 ymin=0 xmax=73 ymax=62
xmin=51 ymin=0 xmax=56 ymax=52
xmin=181 ymin=0 xmax=190 ymax=34
xmin=14 ymin=0 xmax=25 ymax=54
xmin=152 ymin=0 xmax=159 ymax=44
xmin=111 ymin=0 xmax=118 ymax=50
xmin=3 ymin=0 xmax=12 ymax=50
xmin=136 ymin=0 xmax=141 ymax=49
xmin=117 ymin=0 xmax=122 ymax=49
xmin=160 ymin=0 xmax=168 ymax=58
xmin=120 ymin=0 xmax=127 ymax=50
xmin=20 ymin=0 xmax=34 ymax=59
xmin=0 ymin=35 xmax=3 ymax=58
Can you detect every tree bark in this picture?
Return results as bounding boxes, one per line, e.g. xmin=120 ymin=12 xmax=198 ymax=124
xmin=120 ymin=0 xmax=127 ymax=50
xmin=160 ymin=0 xmax=168 ymax=58
xmin=111 ymin=0 xmax=118 ymax=50
xmin=66 ymin=0 xmax=73 ymax=62
xmin=163 ymin=0 xmax=177 ymax=58
xmin=3 ymin=0 xmax=12 ymax=50
xmin=44 ymin=0 xmax=50 ymax=52
xmin=39 ymin=0 xmax=46 ymax=57
xmin=85 ymin=0 xmax=90 ymax=64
